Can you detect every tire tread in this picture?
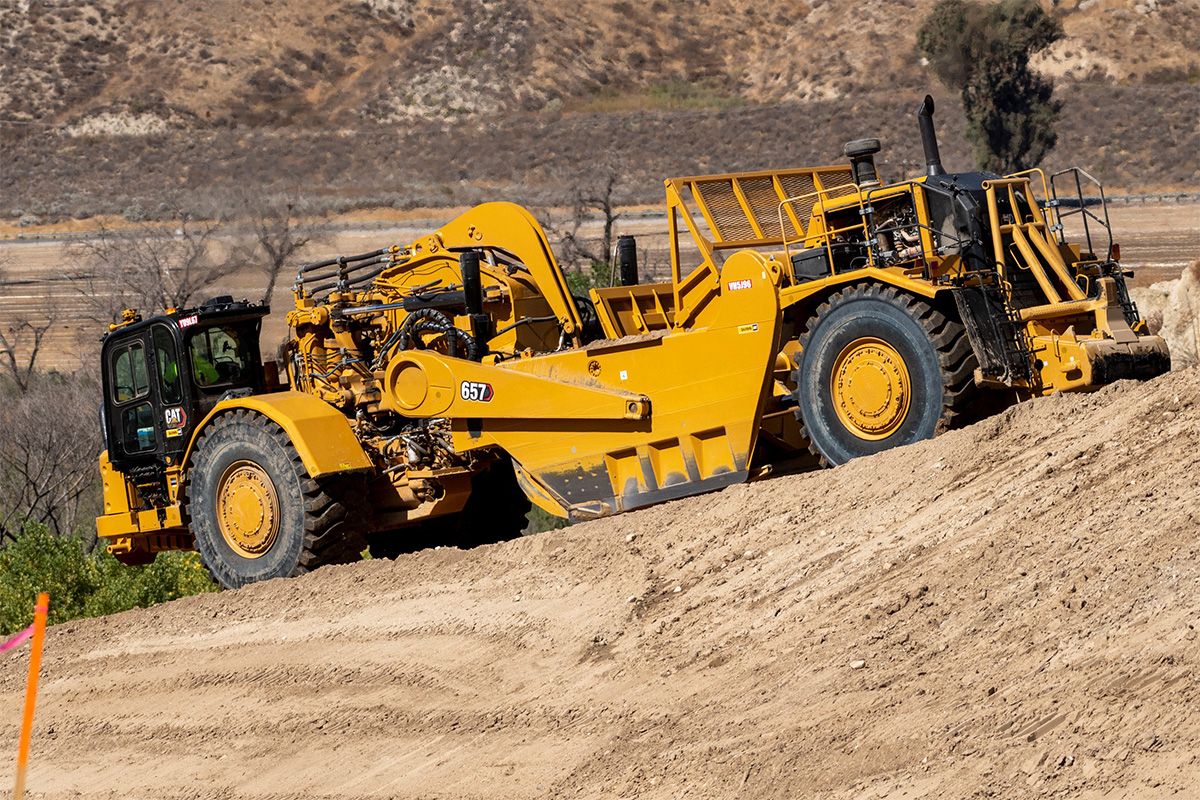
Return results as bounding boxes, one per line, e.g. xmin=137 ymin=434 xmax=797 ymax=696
xmin=792 ymin=283 xmax=978 ymax=465
xmin=185 ymin=410 xmax=366 ymax=588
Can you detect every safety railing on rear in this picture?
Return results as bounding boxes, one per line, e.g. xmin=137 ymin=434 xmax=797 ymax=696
xmin=1048 ymin=167 xmax=1114 ymax=262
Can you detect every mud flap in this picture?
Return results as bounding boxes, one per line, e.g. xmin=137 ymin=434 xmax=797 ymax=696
xmin=951 ymin=286 xmax=1030 ymax=384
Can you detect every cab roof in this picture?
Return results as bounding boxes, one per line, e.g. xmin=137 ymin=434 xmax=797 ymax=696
xmin=102 ymin=297 xmax=269 ymax=343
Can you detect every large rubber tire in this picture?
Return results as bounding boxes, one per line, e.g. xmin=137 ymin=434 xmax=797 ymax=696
xmin=186 ymin=410 xmax=366 ymax=589
xmin=794 ymin=284 xmax=975 ymax=466
xmin=366 ymin=457 xmax=532 ymax=559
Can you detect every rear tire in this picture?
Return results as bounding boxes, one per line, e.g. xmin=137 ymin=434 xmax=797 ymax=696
xmin=186 ymin=410 xmax=366 ymax=589
xmin=366 ymin=457 xmax=531 ymax=559
xmin=793 ymin=284 xmax=976 ymax=466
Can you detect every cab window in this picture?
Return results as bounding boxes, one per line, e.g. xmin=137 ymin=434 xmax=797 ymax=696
xmin=112 ymin=342 xmax=150 ymax=403
xmin=120 ymin=403 xmax=157 ymax=454
xmin=153 ymin=326 xmax=182 ymax=405
xmin=188 ymin=325 xmax=250 ymax=388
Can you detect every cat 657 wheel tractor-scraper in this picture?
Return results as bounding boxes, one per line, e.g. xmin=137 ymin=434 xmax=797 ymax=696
xmin=96 ymin=96 xmax=1168 ymax=587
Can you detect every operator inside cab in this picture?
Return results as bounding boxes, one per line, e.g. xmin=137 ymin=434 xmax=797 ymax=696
xmin=100 ymin=299 xmax=268 ymax=473
xmin=187 ymin=325 xmax=249 ymax=387
xmin=156 ymin=325 xmax=249 ymax=389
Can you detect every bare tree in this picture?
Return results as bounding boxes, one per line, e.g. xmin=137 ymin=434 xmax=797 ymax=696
xmin=0 ymin=315 xmax=54 ymax=393
xmin=226 ymin=194 xmax=323 ymax=305
xmin=548 ymin=168 xmax=623 ymax=273
xmin=0 ymin=372 xmax=102 ymax=547
xmin=71 ymin=211 xmax=235 ymax=323
xmin=0 ymin=257 xmax=56 ymax=392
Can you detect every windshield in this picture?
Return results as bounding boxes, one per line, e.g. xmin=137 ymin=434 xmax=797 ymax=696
xmin=188 ymin=324 xmax=253 ymax=388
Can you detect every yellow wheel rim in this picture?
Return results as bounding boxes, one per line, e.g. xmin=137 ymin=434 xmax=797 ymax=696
xmin=216 ymin=460 xmax=280 ymax=558
xmin=830 ymin=337 xmax=911 ymax=440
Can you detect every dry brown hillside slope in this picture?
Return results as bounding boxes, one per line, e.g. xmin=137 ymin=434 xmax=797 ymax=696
xmin=2 ymin=369 xmax=1199 ymax=799
xmin=2 ymin=1 xmax=1197 ymax=218
xmin=1 ymin=0 xmax=1196 ymax=127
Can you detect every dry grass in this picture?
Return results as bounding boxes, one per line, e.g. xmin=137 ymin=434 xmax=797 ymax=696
xmin=0 ymin=0 xmax=1196 ymax=128
xmin=1 ymin=84 xmax=1196 ymax=225
xmin=562 ymin=80 xmax=744 ymax=114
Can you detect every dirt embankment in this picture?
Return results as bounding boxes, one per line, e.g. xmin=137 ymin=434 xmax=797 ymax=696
xmin=1132 ymin=260 xmax=1200 ymax=368
xmin=1 ymin=369 xmax=1199 ymax=799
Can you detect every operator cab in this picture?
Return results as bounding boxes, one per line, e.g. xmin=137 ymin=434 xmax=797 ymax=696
xmin=100 ymin=297 xmax=269 ymax=476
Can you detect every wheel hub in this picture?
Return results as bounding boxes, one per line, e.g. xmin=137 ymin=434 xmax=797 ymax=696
xmin=830 ymin=337 xmax=911 ymax=440
xmin=216 ymin=460 xmax=280 ymax=558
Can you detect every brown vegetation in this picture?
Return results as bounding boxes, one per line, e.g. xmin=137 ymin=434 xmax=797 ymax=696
xmin=2 ymin=84 xmax=1197 ymax=226
xmin=0 ymin=374 xmax=100 ymax=545
xmin=0 ymin=1 xmax=1196 ymax=225
xmin=1 ymin=1 xmax=1195 ymax=128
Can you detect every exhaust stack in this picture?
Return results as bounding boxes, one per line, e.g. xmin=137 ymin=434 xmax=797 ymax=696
xmin=459 ymin=250 xmax=490 ymax=356
xmin=917 ymin=94 xmax=945 ymax=177
xmin=616 ymin=234 xmax=639 ymax=286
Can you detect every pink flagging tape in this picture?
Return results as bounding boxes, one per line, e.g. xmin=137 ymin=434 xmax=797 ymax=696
xmin=0 ymin=625 xmax=34 ymax=654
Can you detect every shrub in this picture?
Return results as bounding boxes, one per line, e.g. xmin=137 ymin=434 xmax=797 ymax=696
xmin=0 ymin=524 xmax=216 ymax=635
xmin=918 ymin=0 xmax=1063 ymax=173
xmin=524 ymin=506 xmax=571 ymax=535
xmin=565 ymin=260 xmax=612 ymax=297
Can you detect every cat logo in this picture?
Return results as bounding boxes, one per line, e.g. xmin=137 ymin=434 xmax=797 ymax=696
xmin=164 ymin=406 xmax=188 ymax=429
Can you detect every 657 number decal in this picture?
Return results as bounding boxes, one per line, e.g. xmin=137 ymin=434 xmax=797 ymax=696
xmin=460 ymin=381 xmax=494 ymax=402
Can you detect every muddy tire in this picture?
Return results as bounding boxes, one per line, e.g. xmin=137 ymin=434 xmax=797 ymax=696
xmin=793 ymin=284 xmax=976 ymax=466
xmin=186 ymin=410 xmax=366 ymax=589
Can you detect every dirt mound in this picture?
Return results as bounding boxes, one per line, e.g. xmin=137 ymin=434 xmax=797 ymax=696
xmin=1132 ymin=260 xmax=1200 ymax=369
xmin=2 ymin=369 xmax=1199 ymax=799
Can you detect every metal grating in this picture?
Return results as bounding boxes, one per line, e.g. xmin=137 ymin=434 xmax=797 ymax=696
xmin=777 ymin=172 xmax=820 ymax=224
xmin=738 ymin=175 xmax=788 ymax=238
xmin=693 ymin=179 xmax=757 ymax=242
xmin=820 ymin=169 xmax=856 ymax=192
xmin=667 ymin=166 xmax=858 ymax=250
xmin=779 ymin=168 xmax=856 ymax=225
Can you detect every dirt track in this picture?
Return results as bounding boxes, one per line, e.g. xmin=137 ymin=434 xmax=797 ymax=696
xmin=0 ymin=368 xmax=1197 ymax=799
xmin=1 ymin=201 xmax=1197 ymax=373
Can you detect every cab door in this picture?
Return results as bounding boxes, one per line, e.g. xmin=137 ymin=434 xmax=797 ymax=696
xmin=150 ymin=323 xmax=194 ymax=462
xmin=103 ymin=323 xmax=194 ymax=471
xmin=104 ymin=332 xmax=160 ymax=468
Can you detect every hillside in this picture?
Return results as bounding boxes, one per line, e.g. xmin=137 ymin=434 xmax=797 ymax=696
xmin=0 ymin=1 xmax=1198 ymax=221
xmin=3 ymin=82 xmax=1198 ymax=224
xmin=1 ymin=0 xmax=1196 ymax=128
xmin=2 ymin=367 xmax=1197 ymax=799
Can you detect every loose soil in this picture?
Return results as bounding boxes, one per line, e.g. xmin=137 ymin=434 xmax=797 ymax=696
xmin=1 ymin=368 xmax=1198 ymax=799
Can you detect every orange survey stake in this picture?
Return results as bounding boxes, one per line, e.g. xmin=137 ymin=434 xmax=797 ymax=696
xmin=11 ymin=592 xmax=48 ymax=800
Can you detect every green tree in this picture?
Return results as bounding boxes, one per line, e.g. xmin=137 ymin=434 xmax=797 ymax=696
xmin=917 ymin=0 xmax=1063 ymax=174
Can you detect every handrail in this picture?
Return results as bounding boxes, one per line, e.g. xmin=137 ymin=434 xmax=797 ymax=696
xmin=983 ymin=175 xmax=1088 ymax=304
xmin=1004 ymin=167 xmax=1055 ymax=230
xmin=776 ymin=181 xmax=862 ymax=268
xmin=776 ymin=177 xmax=972 ymax=279
xmin=1049 ymin=167 xmax=1114 ymax=261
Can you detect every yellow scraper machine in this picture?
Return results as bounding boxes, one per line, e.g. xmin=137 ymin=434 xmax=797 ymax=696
xmin=96 ymin=95 xmax=1169 ymax=587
